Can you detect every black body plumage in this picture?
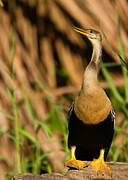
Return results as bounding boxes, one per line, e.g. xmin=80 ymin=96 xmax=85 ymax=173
xmin=68 ymin=103 xmax=114 ymax=161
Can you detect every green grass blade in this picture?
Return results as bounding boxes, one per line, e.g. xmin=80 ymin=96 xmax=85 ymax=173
xmin=113 ymin=147 xmax=121 ymax=161
xmin=32 ymin=144 xmax=41 ymax=174
xmin=102 ymin=31 xmax=128 ymax=69
xmin=0 ymin=110 xmax=15 ymax=120
xmin=0 ymin=156 xmax=4 ymax=161
xmin=6 ymin=85 xmax=21 ymax=173
xmin=115 ymin=127 xmax=128 ymax=136
xmin=19 ymin=128 xmax=37 ymax=144
xmin=23 ymin=92 xmax=34 ymax=124
xmin=102 ymin=62 xmax=119 ymax=67
xmin=35 ymin=119 xmax=52 ymax=137
xmin=34 ymin=80 xmax=53 ymax=103
xmin=48 ymin=107 xmax=65 ymax=132
xmin=0 ymin=129 xmax=16 ymax=142
xmin=39 ymin=150 xmax=54 ymax=161
xmin=101 ymin=64 xmax=124 ymax=104
xmin=118 ymin=18 xmax=128 ymax=103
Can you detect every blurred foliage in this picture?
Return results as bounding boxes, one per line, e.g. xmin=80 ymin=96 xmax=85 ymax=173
xmin=0 ymin=0 xmax=128 ymax=179
xmin=0 ymin=0 xmax=3 ymax=7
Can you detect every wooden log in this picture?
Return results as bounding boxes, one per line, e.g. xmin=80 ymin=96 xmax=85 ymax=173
xmin=12 ymin=161 xmax=128 ymax=180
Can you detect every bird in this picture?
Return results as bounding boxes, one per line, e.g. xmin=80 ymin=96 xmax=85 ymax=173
xmin=65 ymin=27 xmax=115 ymax=176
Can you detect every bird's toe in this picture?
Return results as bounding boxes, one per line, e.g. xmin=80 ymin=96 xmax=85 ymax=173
xmin=65 ymin=158 xmax=86 ymax=169
xmin=89 ymin=158 xmax=112 ymax=176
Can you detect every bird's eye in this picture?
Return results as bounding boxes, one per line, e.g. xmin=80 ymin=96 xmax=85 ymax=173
xmin=89 ymin=30 xmax=93 ymax=33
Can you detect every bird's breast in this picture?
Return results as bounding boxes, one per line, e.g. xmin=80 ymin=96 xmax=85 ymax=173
xmin=74 ymin=87 xmax=111 ymax=125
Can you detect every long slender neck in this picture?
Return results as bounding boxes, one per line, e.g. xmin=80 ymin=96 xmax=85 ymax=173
xmin=90 ymin=40 xmax=102 ymax=70
xmin=82 ymin=40 xmax=102 ymax=89
xmin=74 ymin=39 xmax=111 ymax=124
xmin=91 ymin=41 xmax=102 ymax=66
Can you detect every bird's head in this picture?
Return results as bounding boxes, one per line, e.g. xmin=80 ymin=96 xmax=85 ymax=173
xmin=73 ymin=27 xmax=102 ymax=44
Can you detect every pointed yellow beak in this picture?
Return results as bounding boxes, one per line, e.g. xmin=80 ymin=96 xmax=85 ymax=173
xmin=73 ymin=27 xmax=89 ymax=36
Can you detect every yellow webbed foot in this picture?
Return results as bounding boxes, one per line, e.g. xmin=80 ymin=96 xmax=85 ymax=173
xmin=65 ymin=158 xmax=86 ymax=169
xmin=65 ymin=146 xmax=86 ymax=169
xmin=89 ymin=149 xmax=112 ymax=176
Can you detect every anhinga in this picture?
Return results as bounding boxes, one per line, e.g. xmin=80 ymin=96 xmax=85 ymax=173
xmin=65 ymin=27 xmax=115 ymax=176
